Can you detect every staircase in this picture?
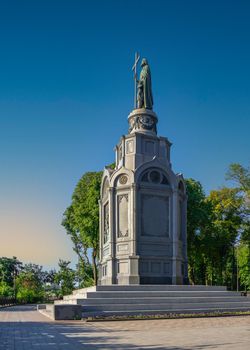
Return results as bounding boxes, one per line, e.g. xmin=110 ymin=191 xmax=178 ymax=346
xmin=47 ymin=285 xmax=250 ymax=319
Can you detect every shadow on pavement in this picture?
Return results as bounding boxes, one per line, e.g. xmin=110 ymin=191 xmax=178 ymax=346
xmin=0 ymin=305 xmax=37 ymax=312
xmin=0 ymin=320 xmax=239 ymax=350
xmin=0 ymin=305 xmax=243 ymax=349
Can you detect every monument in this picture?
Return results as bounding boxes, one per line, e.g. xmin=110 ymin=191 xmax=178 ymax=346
xmin=98 ymin=53 xmax=188 ymax=285
xmin=41 ymin=55 xmax=250 ymax=320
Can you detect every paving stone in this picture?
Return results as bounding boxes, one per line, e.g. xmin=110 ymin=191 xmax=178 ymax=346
xmin=0 ymin=305 xmax=249 ymax=349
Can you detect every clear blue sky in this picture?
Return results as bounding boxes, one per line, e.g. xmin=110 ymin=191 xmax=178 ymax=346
xmin=0 ymin=0 xmax=249 ymax=269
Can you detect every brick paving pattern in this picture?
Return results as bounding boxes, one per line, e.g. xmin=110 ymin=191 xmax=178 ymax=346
xmin=0 ymin=305 xmax=249 ymax=349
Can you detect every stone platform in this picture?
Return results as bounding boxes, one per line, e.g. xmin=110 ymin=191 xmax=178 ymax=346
xmin=41 ymin=285 xmax=250 ymax=320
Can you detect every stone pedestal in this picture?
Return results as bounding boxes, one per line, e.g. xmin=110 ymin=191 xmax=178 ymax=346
xmin=98 ymin=108 xmax=188 ymax=285
xmin=128 ymin=108 xmax=158 ymax=135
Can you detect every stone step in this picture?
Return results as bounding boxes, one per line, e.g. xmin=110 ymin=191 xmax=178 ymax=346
xmin=95 ymin=285 xmax=227 ymax=292
xmin=72 ymin=286 xmax=96 ymax=295
xmin=84 ymin=291 xmax=239 ymax=299
xmin=45 ymin=284 xmax=250 ymax=320
xmin=78 ymin=296 xmax=247 ymax=305
xmin=82 ymin=300 xmax=250 ymax=312
xmin=58 ymin=293 xmax=243 ymax=305
xmin=71 ymin=285 xmax=227 ymax=294
xmin=54 ymin=299 xmax=78 ymax=305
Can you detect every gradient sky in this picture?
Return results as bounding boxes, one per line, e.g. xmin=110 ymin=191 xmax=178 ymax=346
xmin=0 ymin=0 xmax=250 ymax=270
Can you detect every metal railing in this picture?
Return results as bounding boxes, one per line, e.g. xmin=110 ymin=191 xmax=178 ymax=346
xmin=0 ymin=297 xmax=17 ymax=307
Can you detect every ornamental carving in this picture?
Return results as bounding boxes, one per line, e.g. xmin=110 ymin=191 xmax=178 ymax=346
xmin=118 ymin=193 xmax=128 ymax=203
xmin=119 ymin=175 xmax=128 ymax=185
xmin=118 ymin=194 xmax=129 ymax=238
xmin=103 ymin=202 xmax=109 ymax=244
xmin=129 ymin=115 xmax=157 ymax=134
xmin=118 ymin=229 xmax=129 ymax=238
xmin=139 ymin=115 xmax=155 ymax=130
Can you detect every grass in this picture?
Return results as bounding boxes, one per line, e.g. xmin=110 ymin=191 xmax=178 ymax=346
xmin=86 ymin=310 xmax=250 ymax=322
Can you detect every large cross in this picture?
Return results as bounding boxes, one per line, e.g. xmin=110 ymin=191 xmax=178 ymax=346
xmin=132 ymin=52 xmax=140 ymax=109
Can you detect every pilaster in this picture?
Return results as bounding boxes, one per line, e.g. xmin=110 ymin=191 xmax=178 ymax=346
xmin=172 ymin=189 xmax=179 ymax=284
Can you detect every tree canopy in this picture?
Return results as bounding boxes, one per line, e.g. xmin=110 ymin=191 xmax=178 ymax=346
xmin=62 ymin=171 xmax=102 ymax=285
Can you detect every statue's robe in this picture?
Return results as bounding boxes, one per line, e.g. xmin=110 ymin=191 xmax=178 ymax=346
xmin=139 ymin=65 xmax=153 ymax=109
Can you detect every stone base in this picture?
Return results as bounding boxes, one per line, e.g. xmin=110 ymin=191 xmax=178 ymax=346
xmin=117 ymin=275 xmax=140 ymax=285
xmin=38 ymin=304 xmax=82 ymax=320
xmin=128 ymin=108 xmax=158 ymax=135
xmin=140 ymin=276 xmax=172 ymax=284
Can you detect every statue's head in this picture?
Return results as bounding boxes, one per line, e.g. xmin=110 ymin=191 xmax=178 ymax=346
xmin=141 ymin=58 xmax=148 ymax=67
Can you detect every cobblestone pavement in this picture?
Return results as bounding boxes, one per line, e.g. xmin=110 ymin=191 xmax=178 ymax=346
xmin=0 ymin=305 xmax=250 ymax=349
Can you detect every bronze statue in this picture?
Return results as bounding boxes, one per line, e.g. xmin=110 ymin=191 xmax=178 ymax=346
xmin=137 ymin=58 xmax=153 ymax=109
xmin=132 ymin=54 xmax=154 ymax=110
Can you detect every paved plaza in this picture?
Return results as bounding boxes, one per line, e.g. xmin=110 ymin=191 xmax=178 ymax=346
xmin=0 ymin=305 xmax=249 ymax=349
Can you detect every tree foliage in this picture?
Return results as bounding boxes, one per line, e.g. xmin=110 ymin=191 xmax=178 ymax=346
xmin=0 ymin=257 xmax=22 ymax=287
xmin=238 ymin=243 xmax=250 ymax=290
xmin=206 ymin=188 xmax=243 ymax=287
xmin=16 ymin=264 xmax=45 ymax=303
xmin=226 ymin=163 xmax=250 ymax=244
xmin=62 ymin=171 xmax=102 ymax=286
xmin=226 ymin=163 xmax=250 ymax=193
xmin=185 ymin=164 xmax=250 ymax=289
xmin=54 ymin=260 xmax=75 ymax=296
xmin=185 ymin=178 xmax=211 ymax=285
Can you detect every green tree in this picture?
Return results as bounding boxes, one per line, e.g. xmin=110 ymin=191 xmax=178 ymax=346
xmin=76 ymin=259 xmax=94 ymax=288
xmin=226 ymin=163 xmax=250 ymax=290
xmin=226 ymin=163 xmax=250 ymax=193
xmin=207 ymin=187 xmax=243 ymax=287
xmin=226 ymin=163 xmax=250 ymax=244
xmin=185 ymin=178 xmax=211 ymax=285
xmin=21 ymin=263 xmax=47 ymax=284
xmin=237 ymin=243 xmax=250 ymax=290
xmin=0 ymin=257 xmax=22 ymax=287
xmin=54 ymin=260 xmax=75 ymax=296
xmin=0 ymin=281 xmax=13 ymax=297
xmin=62 ymin=171 xmax=102 ymax=286
xmin=16 ymin=265 xmax=44 ymax=303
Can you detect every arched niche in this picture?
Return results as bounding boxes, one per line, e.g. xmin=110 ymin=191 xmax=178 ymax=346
xmin=139 ymin=167 xmax=170 ymax=186
xmin=102 ymin=176 xmax=109 ymax=199
xmin=114 ymin=173 xmax=130 ymax=187
xmin=178 ymin=181 xmax=185 ymax=193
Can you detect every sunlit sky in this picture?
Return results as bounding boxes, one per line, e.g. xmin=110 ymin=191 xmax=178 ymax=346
xmin=0 ymin=0 xmax=250 ymax=270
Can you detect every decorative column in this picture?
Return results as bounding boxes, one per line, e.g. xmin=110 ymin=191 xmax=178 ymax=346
xmin=172 ymin=189 xmax=179 ymax=284
xmin=108 ymin=186 xmax=116 ymax=284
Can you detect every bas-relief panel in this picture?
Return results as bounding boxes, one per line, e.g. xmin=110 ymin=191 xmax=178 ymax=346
xmin=164 ymin=262 xmax=171 ymax=274
xmin=145 ymin=141 xmax=154 ymax=154
xmin=103 ymin=202 xmax=109 ymax=244
xmin=118 ymin=244 xmax=128 ymax=251
xmin=140 ymin=261 xmax=149 ymax=273
xmin=103 ymin=246 xmax=109 ymax=257
xmin=141 ymin=194 xmax=169 ymax=237
xmin=102 ymin=178 xmax=109 ymax=198
xmin=118 ymin=261 xmax=128 ymax=274
xmin=138 ymin=243 xmax=171 ymax=256
xmin=159 ymin=141 xmax=167 ymax=158
xmin=178 ymin=200 xmax=183 ymax=240
xmin=118 ymin=194 xmax=129 ymax=238
xmin=117 ymin=244 xmax=129 ymax=254
xmin=151 ymin=262 xmax=161 ymax=273
xmin=178 ymin=242 xmax=183 ymax=257
xmin=139 ymin=260 xmax=172 ymax=275
xmin=126 ymin=139 xmax=134 ymax=154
